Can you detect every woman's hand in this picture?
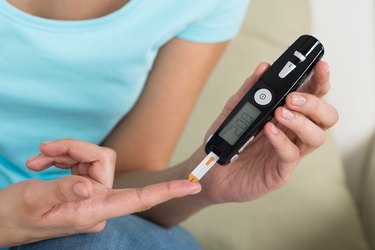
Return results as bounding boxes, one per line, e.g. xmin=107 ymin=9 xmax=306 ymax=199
xmin=0 ymin=140 xmax=201 ymax=247
xmin=191 ymin=61 xmax=338 ymax=203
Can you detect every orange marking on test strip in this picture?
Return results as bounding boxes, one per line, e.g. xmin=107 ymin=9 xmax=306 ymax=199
xmin=188 ymin=173 xmax=199 ymax=183
xmin=205 ymin=156 xmax=214 ymax=166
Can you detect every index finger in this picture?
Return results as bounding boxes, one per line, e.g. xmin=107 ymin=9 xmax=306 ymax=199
xmin=102 ymin=180 xmax=201 ymax=219
xmin=298 ymin=60 xmax=330 ymax=97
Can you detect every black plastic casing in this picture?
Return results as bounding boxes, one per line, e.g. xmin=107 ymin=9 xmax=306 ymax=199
xmin=205 ymin=35 xmax=325 ymax=165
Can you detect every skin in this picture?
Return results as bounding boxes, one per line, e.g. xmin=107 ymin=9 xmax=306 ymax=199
xmin=7 ymin=0 xmax=130 ymax=20
xmin=0 ymin=0 xmax=338 ymax=247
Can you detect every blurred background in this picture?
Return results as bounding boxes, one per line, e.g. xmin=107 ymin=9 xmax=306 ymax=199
xmin=170 ymin=0 xmax=375 ymax=249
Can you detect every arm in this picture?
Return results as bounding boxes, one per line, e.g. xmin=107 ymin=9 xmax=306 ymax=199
xmin=103 ymin=38 xmax=228 ymax=171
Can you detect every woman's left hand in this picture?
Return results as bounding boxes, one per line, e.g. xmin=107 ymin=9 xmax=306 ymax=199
xmin=191 ymin=60 xmax=338 ymax=203
xmin=0 ymin=139 xmax=202 ymax=246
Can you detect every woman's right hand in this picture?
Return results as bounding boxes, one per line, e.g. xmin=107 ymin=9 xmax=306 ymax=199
xmin=0 ymin=141 xmax=201 ymax=248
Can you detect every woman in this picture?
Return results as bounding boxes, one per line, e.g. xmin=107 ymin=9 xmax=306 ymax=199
xmin=0 ymin=0 xmax=338 ymax=249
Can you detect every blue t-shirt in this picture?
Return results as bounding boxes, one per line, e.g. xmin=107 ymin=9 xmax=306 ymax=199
xmin=0 ymin=0 xmax=249 ymax=191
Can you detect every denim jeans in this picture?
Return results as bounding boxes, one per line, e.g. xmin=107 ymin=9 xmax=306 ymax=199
xmin=11 ymin=215 xmax=201 ymax=250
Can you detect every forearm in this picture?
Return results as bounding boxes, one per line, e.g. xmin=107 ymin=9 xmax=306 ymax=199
xmin=113 ymin=146 xmax=212 ymax=227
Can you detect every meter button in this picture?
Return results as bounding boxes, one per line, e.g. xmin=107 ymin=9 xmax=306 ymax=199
xmin=254 ymin=88 xmax=272 ymax=105
xmin=230 ymin=154 xmax=239 ymax=163
xmin=238 ymin=136 xmax=255 ymax=153
xmin=279 ymin=61 xmax=297 ymax=78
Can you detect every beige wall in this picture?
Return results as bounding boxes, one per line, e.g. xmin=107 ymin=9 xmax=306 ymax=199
xmin=311 ymin=1 xmax=375 ymax=248
xmin=310 ymin=0 xmax=375 ymax=198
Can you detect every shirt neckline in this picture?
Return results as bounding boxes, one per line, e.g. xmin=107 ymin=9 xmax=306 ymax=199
xmin=0 ymin=0 xmax=141 ymax=31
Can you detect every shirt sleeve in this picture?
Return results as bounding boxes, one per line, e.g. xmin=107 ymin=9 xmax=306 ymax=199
xmin=176 ymin=0 xmax=250 ymax=43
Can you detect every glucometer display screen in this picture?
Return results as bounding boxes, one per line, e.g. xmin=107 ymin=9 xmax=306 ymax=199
xmin=219 ymin=102 xmax=261 ymax=145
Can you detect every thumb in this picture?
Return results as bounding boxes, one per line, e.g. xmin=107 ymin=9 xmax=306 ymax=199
xmin=222 ymin=62 xmax=270 ymax=115
xmin=35 ymin=176 xmax=94 ymax=212
xmin=103 ymin=180 xmax=201 ymax=219
xmin=205 ymin=62 xmax=270 ymax=139
xmin=235 ymin=62 xmax=271 ymax=99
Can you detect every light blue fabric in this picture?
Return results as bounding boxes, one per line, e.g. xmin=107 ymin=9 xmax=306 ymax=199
xmin=11 ymin=215 xmax=202 ymax=250
xmin=0 ymin=0 xmax=249 ymax=191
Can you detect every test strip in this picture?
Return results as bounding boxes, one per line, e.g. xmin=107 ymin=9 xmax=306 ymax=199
xmin=188 ymin=151 xmax=219 ymax=183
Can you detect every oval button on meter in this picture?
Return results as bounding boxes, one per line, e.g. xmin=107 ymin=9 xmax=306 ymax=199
xmin=254 ymin=88 xmax=272 ymax=105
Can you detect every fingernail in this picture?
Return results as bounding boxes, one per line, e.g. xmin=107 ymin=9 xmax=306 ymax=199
xmin=27 ymin=153 xmax=40 ymax=161
xmin=325 ymin=64 xmax=330 ymax=74
xmin=42 ymin=140 xmax=55 ymax=145
xmin=270 ymin=123 xmax=279 ymax=135
xmin=282 ymin=108 xmax=294 ymax=120
xmin=189 ymin=183 xmax=202 ymax=194
xmin=73 ymin=182 xmax=89 ymax=197
xmin=291 ymin=94 xmax=306 ymax=106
